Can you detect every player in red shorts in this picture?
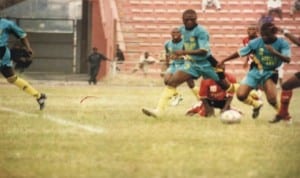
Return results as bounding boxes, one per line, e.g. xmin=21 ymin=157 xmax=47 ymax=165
xmin=270 ymin=29 xmax=300 ymax=123
xmin=186 ymin=72 xmax=238 ymax=117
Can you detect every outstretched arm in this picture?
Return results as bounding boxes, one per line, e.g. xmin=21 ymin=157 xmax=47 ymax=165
xmin=217 ymin=51 xmax=240 ymax=68
xmin=283 ymin=30 xmax=300 ymax=46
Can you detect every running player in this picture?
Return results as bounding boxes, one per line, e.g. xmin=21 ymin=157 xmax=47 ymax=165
xmin=0 ymin=18 xmax=46 ymax=110
xmin=270 ymin=29 xmax=300 ymax=123
xmin=163 ymin=27 xmax=199 ymax=106
xmin=142 ymin=9 xmax=235 ymax=118
xmin=218 ymin=22 xmax=291 ymax=119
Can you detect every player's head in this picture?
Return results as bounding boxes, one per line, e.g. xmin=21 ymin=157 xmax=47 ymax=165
xmin=247 ymin=24 xmax=258 ymax=39
xmin=260 ymin=22 xmax=278 ymax=44
xmin=182 ymin=9 xmax=197 ymax=30
xmin=92 ymin=47 xmax=98 ymax=52
xmin=171 ymin=27 xmax=181 ymax=42
xmin=144 ymin=51 xmax=149 ymax=58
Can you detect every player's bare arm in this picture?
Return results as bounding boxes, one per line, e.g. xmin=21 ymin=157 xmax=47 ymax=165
xmin=218 ymin=52 xmax=240 ymax=68
xmin=281 ymin=29 xmax=300 ymax=46
xmin=264 ymin=45 xmax=291 ymax=63
xmin=20 ymin=37 xmax=33 ymax=57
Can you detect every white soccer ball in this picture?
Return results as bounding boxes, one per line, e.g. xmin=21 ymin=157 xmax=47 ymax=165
xmin=220 ymin=109 xmax=242 ymax=124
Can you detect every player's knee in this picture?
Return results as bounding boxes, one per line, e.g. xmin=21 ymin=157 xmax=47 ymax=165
xmin=7 ymin=75 xmax=18 ymax=83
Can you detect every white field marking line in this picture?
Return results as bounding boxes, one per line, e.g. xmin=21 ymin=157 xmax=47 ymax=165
xmin=0 ymin=106 xmax=105 ymax=134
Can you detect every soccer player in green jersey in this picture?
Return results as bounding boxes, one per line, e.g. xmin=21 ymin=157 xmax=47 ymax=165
xmin=163 ymin=27 xmax=199 ymax=105
xmin=219 ymin=22 xmax=291 ymax=120
xmin=0 ymin=18 xmax=46 ymax=110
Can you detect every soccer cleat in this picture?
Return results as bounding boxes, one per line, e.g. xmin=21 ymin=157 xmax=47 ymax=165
xmin=142 ymin=108 xmax=159 ymax=118
xmin=170 ymin=94 xmax=183 ymax=106
xmin=269 ymin=114 xmax=291 ymax=124
xmin=252 ymin=101 xmax=263 ymax=119
xmin=37 ymin=93 xmax=47 ymax=110
xmin=283 ymin=118 xmax=293 ymax=125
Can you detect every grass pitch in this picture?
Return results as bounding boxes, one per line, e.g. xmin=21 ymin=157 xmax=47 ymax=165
xmin=0 ymin=75 xmax=300 ymax=178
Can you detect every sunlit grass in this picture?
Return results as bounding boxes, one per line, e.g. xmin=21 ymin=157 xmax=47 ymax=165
xmin=0 ymin=75 xmax=300 ymax=178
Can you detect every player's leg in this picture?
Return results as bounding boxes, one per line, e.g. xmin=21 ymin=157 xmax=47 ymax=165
xmin=165 ymin=72 xmax=183 ymax=106
xmin=270 ymin=72 xmax=300 ymax=123
xmin=237 ymin=69 xmax=264 ymax=118
xmin=158 ymin=71 xmax=191 ymax=111
xmin=186 ymin=99 xmax=215 ymax=117
xmin=236 ymin=84 xmax=263 ymax=119
xmin=1 ymin=66 xmax=46 ymax=110
xmin=186 ymin=78 xmax=199 ymax=100
xmin=89 ymin=65 xmax=94 ymax=84
xmin=93 ymin=65 xmax=100 ymax=84
xmin=263 ymin=78 xmax=279 ymax=110
xmin=142 ymin=70 xmax=191 ymax=117
xmin=165 ymin=72 xmax=180 ymax=103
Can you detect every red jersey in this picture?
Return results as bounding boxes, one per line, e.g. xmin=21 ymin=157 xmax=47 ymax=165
xmin=242 ymin=37 xmax=250 ymax=46
xmin=199 ymin=73 xmax=237 ymax=101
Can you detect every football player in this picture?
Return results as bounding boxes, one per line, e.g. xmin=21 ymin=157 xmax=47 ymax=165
xmin=270 ymin=29 xmax=300 ymax=123
xmin=163 ymin=27 xmax=199 ymax=106
xmin=218 ymin=22 xmax=291 ymax=120
xmin=0 ymin=17 xmax=46 ymax=110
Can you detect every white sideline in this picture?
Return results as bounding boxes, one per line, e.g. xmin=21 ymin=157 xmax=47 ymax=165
xmin=0 ymin=106 xmax=105 ymax=134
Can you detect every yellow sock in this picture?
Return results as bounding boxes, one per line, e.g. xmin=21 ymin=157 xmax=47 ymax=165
xmin=249 ymin=90 xmax=261 ymax=100
xmin=12 ymin=76 xmax=40 ymax=99
xmin=157 ymin=86 xmax=177 ymax=112
xmin=226 ymin=83 xmax=239 ymax=93
xmin=243 ymin=95 xmax=261 ymax=108
xmin=191 ymin=86 xmax=200 ymax=100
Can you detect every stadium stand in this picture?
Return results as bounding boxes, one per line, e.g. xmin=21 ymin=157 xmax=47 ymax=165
xmin=115 ymin=0 xmax=300 ymax=79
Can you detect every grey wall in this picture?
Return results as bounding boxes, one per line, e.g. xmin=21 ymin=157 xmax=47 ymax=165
xmin=27 ymin=33 xmax=74 ymax=73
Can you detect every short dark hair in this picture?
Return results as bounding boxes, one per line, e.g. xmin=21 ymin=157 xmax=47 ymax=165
xmin=182 ymin=9 xmax=197 ymax=18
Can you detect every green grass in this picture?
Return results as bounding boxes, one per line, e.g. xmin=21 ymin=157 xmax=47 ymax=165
xmin=0 ymin=75 xmax=300 ymax=178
